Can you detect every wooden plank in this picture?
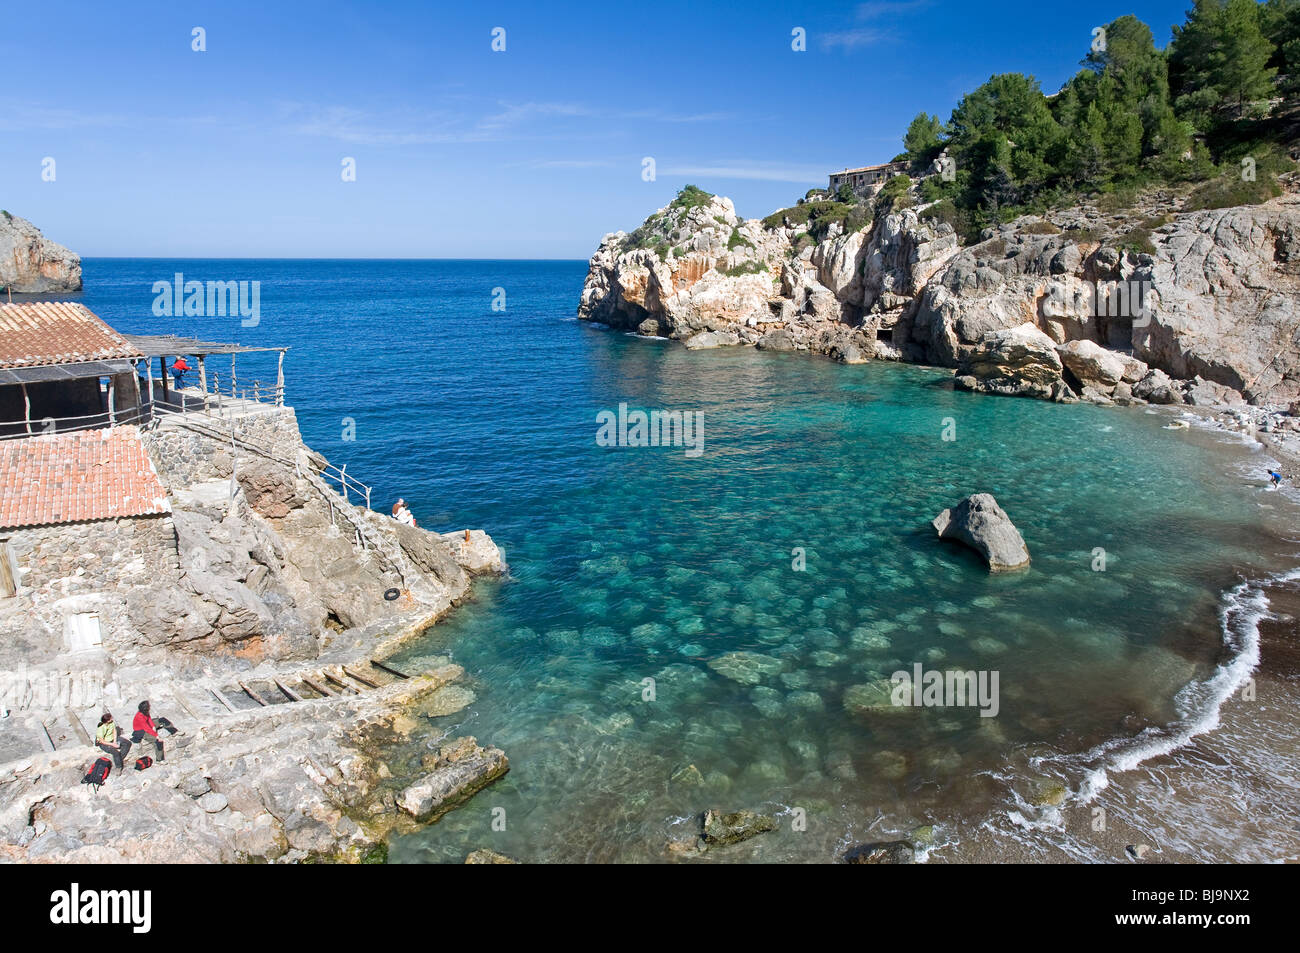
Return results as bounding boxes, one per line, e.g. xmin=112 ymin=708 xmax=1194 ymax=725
xmin=370 ymin=658 xmax=411 ymax=680
xmin=299 ymin=675 xmax=336 ymax=698
xmin=208 ymin=685 xmax=238 ymax=713
xmin=238 ymin=681 xmax=267 ymax=707
xmin=341 ymin=666 xmax=380 ymax=689
xmin=171 ymin=692 xmax=201 ymax=723
xmin=64 ymin=708 xmax=93 ymax=747
xmin=322 ymin=670 xmax=359 ymax=694
xmin=274 ymin=679 xmax=302 ymax=703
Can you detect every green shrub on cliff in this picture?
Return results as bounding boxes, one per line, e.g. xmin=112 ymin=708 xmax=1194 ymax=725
xmin=671 ymin=184 xmax=713 ymax=212
xmin=720 ymin=260 xmax=766 ymax=277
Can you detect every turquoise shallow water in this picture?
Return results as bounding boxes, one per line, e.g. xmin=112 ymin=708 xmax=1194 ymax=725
xmin=76 ymin=259 xmax=1296 ymax=862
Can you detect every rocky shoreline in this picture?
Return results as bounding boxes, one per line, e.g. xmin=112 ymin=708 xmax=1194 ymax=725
xmin=578 ymin=180 xmax=1300 ymax=427
xmin=0 ymin=403 xmax=510 ymax=863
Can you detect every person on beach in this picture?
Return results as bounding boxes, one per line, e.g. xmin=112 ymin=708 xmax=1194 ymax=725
xmin=391 ymin=498 xmax=417 ymax=527
xmin=131 ymin=701 xmax=178 ymax=762
xmin=1268 ymin=470 xmax=1283 ymax=488
xmin=95 ymin=712 xmax=131 ymax=771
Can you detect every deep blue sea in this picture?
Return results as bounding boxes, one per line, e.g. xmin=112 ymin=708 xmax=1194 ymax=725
xmin=76 ymin=258 xmax=1300 ymax=862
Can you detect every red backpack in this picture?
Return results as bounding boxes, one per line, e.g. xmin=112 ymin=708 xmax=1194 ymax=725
xmin=81 ymin=757 xmax=112 ymax=792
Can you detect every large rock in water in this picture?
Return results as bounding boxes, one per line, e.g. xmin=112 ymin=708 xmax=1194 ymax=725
xmin=0 ymin=212 xmax=81 ymax=292
xmin=954 ymin=323 xmax=1071 ymax=401
xmin=932 ymin=493 xmax=1031 ymax=573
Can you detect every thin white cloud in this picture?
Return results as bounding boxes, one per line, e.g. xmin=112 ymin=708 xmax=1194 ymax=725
xmin=820 ymin=29 xmax=889 ymax=50
xmin=855 ymin=0 xmax=931 ymax=19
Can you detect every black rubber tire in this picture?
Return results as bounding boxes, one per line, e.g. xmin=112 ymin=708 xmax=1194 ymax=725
xmin=383 ymin=588 xmax=401 ymax=602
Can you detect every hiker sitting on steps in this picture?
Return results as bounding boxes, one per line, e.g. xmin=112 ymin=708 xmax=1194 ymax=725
xmin=95 ymin=712 xmax=131 ymax=771
xmin=131 ymin=701 xmax=178 ymax=762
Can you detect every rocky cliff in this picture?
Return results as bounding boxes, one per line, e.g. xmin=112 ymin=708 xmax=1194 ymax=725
xmin=579 ymin=181 xmax=1300 ymax=412
xmin=0 ymin=212 xmax=81 ymax=293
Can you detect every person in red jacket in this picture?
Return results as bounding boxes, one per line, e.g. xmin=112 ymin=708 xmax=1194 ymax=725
xmin=131 ymin=700 xmax=178 ymax=761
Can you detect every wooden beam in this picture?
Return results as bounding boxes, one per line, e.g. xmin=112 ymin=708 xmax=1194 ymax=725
xmin=20 ymin=383 xmax=31 ymax=435
xmin=208 ymin=685 xmax=238 ymax=713
xmin=298 ymin=675 xmax=335 ymax=698
xmin=369 ymin=659 xmax=411 ymax=680
xmin=341 ymin=666 xmax=379 ymax=689
xmin=238 ymin=681 xmax=267 ymax=707
xmin=65 ymin=709 xmax=93 ymax=747
xmin=171 ymin=693 xmax=200 ymax=723
xmin=322 ymin=670 xmax=358 ymax=694
xmin=273 ymin=679 xmax=302 ymax=703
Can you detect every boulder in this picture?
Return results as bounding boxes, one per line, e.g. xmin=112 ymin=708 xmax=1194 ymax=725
xmin=844 ymin=840 xmax=915 ymax=864
xmin=398 ymin=737 xmax=508 ymax=823
xmin=955 ymin=323 xmax=1069 ymax=401
xmin=700 ymin=809 xmax=777 ymax=847
xmin=1057 ymin=339 xmax=1127 ymax=390
xmin=683 ymin=330 xmax=740 ymax=350
xmin=932 ymin=493 xmax=1031 ymax=573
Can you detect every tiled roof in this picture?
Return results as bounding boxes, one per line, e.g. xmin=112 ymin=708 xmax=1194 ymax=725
xmin=0 ymin=302 xmax=143 ymax=369
xmin=0 ymin=426 xmax=170 ymax=530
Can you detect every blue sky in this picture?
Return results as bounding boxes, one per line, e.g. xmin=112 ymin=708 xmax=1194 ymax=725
xmin=2 ymin=0 xmax=1198 ymax=259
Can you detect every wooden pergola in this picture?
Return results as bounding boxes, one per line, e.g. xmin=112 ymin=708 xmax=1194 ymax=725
xmin=122 ymin=334 xmax=289 ymax=410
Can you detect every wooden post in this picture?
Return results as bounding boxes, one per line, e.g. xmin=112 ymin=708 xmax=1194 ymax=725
xmin=276 ymin=350 xmax=285 ymax=407
xmin=20 ymin=383 xmax=31 ymax=435
xmin=145 ymin=358 xmax=155 ymax=419
xmin=198 ymin=355 xmax=208 ymax=412
xmin=160 ymin=356 xmax=170 ymax=405
xmin=230 ymin=354 xmax=237 ymax=403
xmin=339 ymin=464 xmax=348 ymax=503
xmin=107 ymin=377 xmax=116 ymax=426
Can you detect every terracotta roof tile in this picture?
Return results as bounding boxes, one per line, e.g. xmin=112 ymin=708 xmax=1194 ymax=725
xmin=0 ymin=302 xmax=143 ymax=368
xmin=0 ymin=426 xmax=170 ymax=530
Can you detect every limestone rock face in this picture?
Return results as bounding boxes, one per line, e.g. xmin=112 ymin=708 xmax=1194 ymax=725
xmin=579 ymin=186 xmax=1300 ymax=410
xmin=955 ymin=323 xmax=1071 ymax=401
xmin=0 ymin=212 xmax=81 ymax=293
xmin=1134 ymin=195 xmax=1300 ymax=404
xmin=932 ymin=493 xmax=1031 ymax=573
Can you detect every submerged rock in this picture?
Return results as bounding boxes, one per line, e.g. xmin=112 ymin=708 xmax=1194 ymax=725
xmin=707 ymin=651 xmax=784 ymax=685
xmin=844 ymin=840 xmax=915 ymax=864
xmin=465 ymin=848 xmax=519 ymax=864
xmin=931 ymin=493 xmax=1031 ymax=573
xmin=700 ymin=809 xmax=778 ymax=847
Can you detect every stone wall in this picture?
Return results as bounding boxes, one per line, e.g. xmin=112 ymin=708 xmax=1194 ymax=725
xmin=144 ymin=406 xmax=308 ymax=486
xmin=8 ymin=516 xmax=178 ymax=598
xmin=0 ymin=515 xmax=180 ymax=666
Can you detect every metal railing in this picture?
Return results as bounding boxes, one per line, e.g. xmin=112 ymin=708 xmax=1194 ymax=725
xmin=0 ymin=405 xmax=151 ymax=440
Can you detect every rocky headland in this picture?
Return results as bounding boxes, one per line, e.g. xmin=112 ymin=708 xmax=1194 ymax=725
xmin=0 ymin=212 xmax=81 ymax=294
xmin=578 ymin=176 xmax=1300 ymax=433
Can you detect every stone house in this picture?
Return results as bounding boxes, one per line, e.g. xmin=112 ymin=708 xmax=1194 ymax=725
xmin=0 ymin=427 xmax=175 ymax=656
xmin=828 ymin=161 xmax=909 ymax=197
